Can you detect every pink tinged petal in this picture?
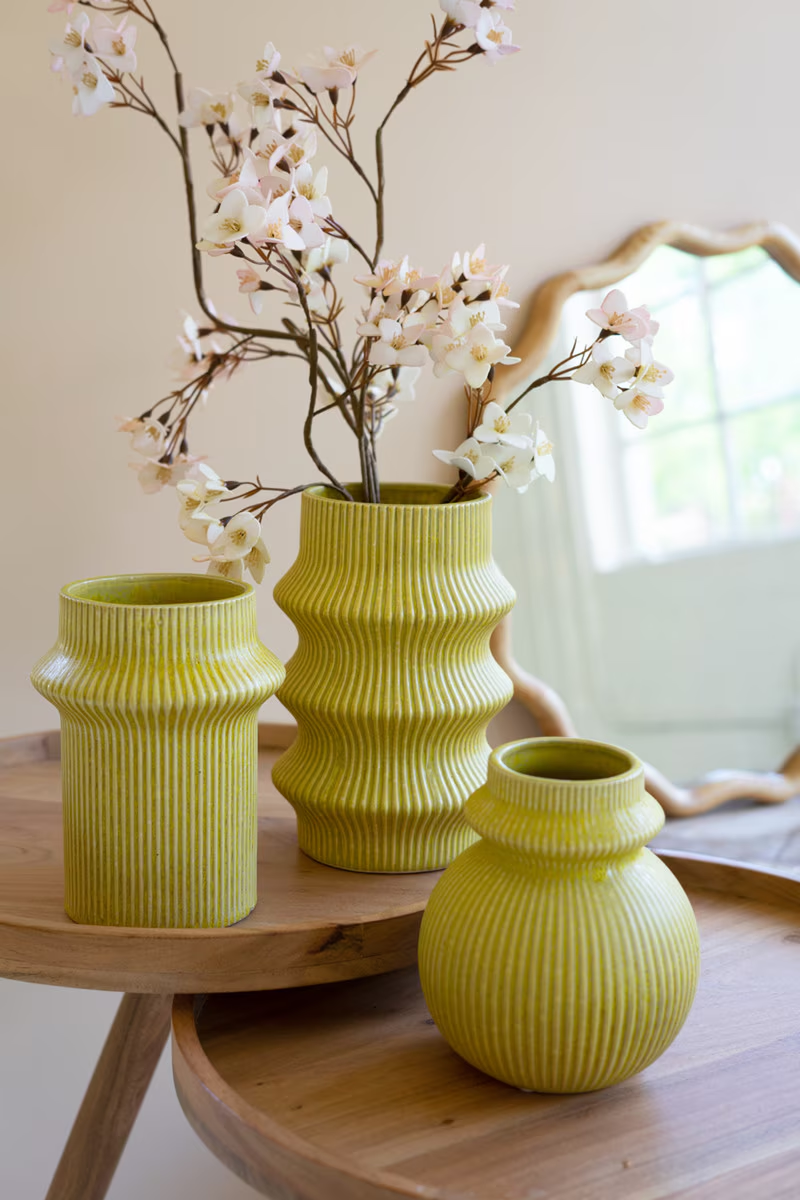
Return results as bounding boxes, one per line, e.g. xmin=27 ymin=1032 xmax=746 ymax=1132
xmin=602 ymin=289 xmax=629 ymax=317
xmin=585 ymin=307 xmax=609 ymax=328
xmin=299 ymin=64 xmax=353 ymax=93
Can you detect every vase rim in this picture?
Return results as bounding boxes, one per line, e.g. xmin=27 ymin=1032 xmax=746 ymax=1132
xmin=60 ymin=573 xmax=253 ymax=608
xmin=304 ymin=483 xmax=489 ymax=509
xmin=491 ymin=737 xmax=642 ymax=788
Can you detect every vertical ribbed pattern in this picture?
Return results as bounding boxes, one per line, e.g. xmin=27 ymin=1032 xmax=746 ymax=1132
xmin=418 ymin=738 xmax=701 ymax=1093
xmin=31 ymin=574 xmax=285 ymax=928
xmin=272 ymin=485 xmax=516 ymax=873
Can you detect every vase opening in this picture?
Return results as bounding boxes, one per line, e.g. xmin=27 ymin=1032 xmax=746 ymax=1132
xmin=498 ymin=739 xmax=637 ymax=783
xmin=311 ymin=483 xmax=485 ymax=507
xmin=63 ymin=573 xmax=250 ymax=607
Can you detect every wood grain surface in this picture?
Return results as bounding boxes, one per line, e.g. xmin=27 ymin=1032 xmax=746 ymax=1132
xmin=0 ymin=726 xmax=439 ymax=993
xmin=172 ymin=855 xmax=800 ymax=1200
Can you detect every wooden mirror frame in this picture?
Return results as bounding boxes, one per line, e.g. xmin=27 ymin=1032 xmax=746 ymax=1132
xmin=490 ymin=220 xmax=800 ymax=817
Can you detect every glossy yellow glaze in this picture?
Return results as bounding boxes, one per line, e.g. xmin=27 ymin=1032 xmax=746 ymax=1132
xmin=272 ymin=485 xmax=515 ymax=873
xmin=31 ymin=574 xmax=285 ymax=928
xmin=419 ymin=738 xmax=701 ymax=1093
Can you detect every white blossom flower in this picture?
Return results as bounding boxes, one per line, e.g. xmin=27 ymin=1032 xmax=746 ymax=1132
xmin=236 ymin=264 xmax=264 ymax=314
xmin=489 ymin=443 xmax=535 ymax=492
xmin=255 ymin=42 xmax=282 ymax=80
xmin=178 ymin=88 xmax=235 ymax=128
xmin=253 ymin=192 xmax=302 ymax=250
xmin=475 ymin=8 xmax=520 ymax=63
xmin=433 ymin=438 xmax=498 ymax=480
xmin=206 ymin=511 xmax=262 ymax=560
xmin=473 ymin=400 xmax=533 ymax=449
xmin=294 ymin=164 xmax=332 ymax=220
xmin=237 ymin=78 xmax=276 ymax=130
xmin=354 ymin=258 xmax=408 ymax=294
xmin=298 ymin=46 xmax=376 ymax=95
xmin=572 ymin=340 xmax=635 ymax=400
xmin=585 ymin=290 xmax=652 ymax=343
xmin=305 ymin=236 xmax=349 ymax=276
xmin=294 ymin=273 xmax=327 ymax=314
xmin=444 ymin=294 xmax=506 ymax=337
xmin=180 ymin=509 xmax=224 ymax=546
xmin=200 ymin=188 xmax=267 ymax=246
xmin=614 ymin=388 xmax=665 ymax=430
xmin=132 ymin=457 xmax=195 ymax=494
xmin=72 ymin=55 xmax=115 ymax=117
xmin=244 ymin=537 xmax=270 ymax=583
xmin=461 ymin=263 xmax=518 ymax=309
xmin=50 ymin=11 xmax=90 ymax=73
xmin=439 ymin=0 xmax=483 ymax=28
xmin=382 ymin=258 xmax=440 ymax=297
xmin=356 ymin=294 xmax=403 ymax=337
xmin=368 ymin=318 xmax=428 ymax=368
xmin=206 ymin=557 xmax=244 ymax=581
xmin=458 ymin=244 xmax=501 ymax=283
xmin=532 ymin=423 xmax=556 ymax=482
xmin=625 ymin=342 xmax=674 ymax=397
xmin=268 ymin=127 xmax=318 ymax=174
xmin=444 ymin=323 xmax=520 ymax=388
xmin=383 ymin=366 xmax=421 ymax=404
xmin=288 ymin=195 xmax=325 ymax=250
xmin=176 ymin=464 xmax=227 ymax=514
xmin=92 ymin=17 xmax=138 ymax=74
xmin=130 ymin=417 xmax=167 ymax=459
xmin=428 ymin=330 xmax=464 ymax=378
xmin=207 ymin=150 xmax=264 ymax=204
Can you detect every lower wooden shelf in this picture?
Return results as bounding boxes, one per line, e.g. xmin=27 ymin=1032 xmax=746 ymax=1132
xmin=172 ymin=853 xmax=800 ymax=1200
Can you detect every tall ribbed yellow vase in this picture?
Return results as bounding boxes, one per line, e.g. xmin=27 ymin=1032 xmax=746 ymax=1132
xmin=272 ymin=484 xmax=515 ymax=873
xmin=419 ymin=738 xmax=701 ymax=1093
xmin=31 ymin=574 xmax=285 ymax=928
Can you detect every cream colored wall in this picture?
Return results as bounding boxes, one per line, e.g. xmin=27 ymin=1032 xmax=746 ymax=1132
xmin=3 ymin=0 xmax=800 ymax=737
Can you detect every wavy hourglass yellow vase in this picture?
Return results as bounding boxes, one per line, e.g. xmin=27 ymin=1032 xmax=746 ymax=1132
xmin=272 ymin=485 xmax=516 ymax=873
xmin=31 ymin=574 xmax=285 ymax=928
xmin=419 ymin=738 xmax=701 ymax=1093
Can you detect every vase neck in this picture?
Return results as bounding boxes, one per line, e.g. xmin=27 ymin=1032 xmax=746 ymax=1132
xmin=465 ymin=739 xmax=664 ymax=863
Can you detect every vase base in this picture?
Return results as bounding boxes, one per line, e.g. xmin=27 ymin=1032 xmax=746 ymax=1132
xmin=64 ymin=897 xmax=258 ymax=930
xmin=295 ymin=816 xmax=478 ymax=875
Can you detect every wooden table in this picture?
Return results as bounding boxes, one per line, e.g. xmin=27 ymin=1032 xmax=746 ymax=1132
xmin=0 ymin=727 xmax=439 ymax=1200
xmin=173 ymin=854 xmax=800 ymax=1200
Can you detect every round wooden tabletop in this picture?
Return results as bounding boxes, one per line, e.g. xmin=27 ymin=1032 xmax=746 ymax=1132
xmin=172 ymin=854 xmax=800 ymax=1200
xmin=0 ymin=727 xmax=440 ymax=993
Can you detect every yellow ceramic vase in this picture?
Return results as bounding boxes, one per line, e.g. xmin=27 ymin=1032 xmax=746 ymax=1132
xmin=31 ymin=574 xmax=285 ymax=928
xmin=272 ymin=484 xmax=515 ymax=873
xmin=418 ymin=738 xmax=700 ymax=1093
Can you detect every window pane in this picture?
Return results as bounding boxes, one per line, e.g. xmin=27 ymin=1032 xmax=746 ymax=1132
xmin=623 ymin=245 xmax=698 ymax=308
xmin=623 ymin=424 xmax=731 ymax=557
xmin=728 ymin=400 xmax=800 ymax=537
xmin=710 ymin=261 xmax=800 ymax=412
xmin=704 ymin=245 xmax=767 ymax=284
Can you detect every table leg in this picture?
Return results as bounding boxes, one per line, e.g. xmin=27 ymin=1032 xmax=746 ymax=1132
xmin=45 ymin=992 xmax=172 ymax=1200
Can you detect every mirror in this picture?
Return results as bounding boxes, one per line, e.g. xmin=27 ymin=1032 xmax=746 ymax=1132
xmin=491 ymin=222 xmax=800 ymax=797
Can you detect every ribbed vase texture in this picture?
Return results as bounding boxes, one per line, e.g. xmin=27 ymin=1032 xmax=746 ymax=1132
xmin=31 ymin=574 xmax=285 ymax=928
xmin=272 ymin=485 xmax=515 ymax=872
xmin=419 ymin=738 xmax=701 ymax=1093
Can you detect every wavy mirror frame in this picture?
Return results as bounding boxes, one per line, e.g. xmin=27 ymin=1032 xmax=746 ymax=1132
xmin=490 ymin=220 xmax=800 ymax=817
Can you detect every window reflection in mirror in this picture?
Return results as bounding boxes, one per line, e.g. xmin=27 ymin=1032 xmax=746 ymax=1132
xmin=567 ymin=246 xmax=800 ymax=569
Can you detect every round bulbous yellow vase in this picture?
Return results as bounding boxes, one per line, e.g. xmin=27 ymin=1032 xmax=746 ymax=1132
xmin=418 ymin=738 xmax=701 ymax=1093
xmin=31 ymin=574 xmax=285 ymax=928
xmin=272 ymin=484 xmax=515 ymax=873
